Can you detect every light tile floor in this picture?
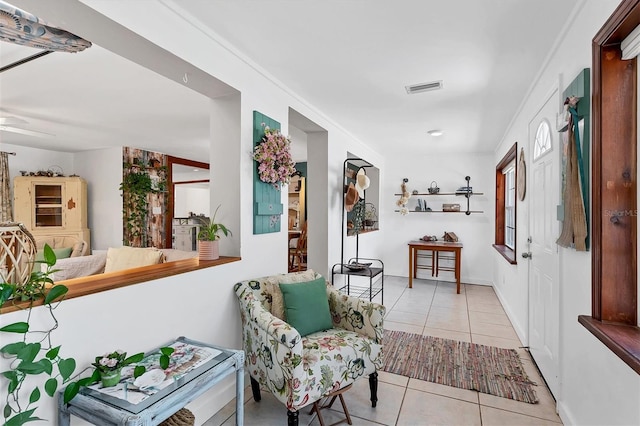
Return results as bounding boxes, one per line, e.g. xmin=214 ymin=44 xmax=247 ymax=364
xmin=205 ymin=276 xmax=562 ymax=425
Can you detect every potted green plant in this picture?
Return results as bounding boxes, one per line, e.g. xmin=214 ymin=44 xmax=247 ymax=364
xmin=196 ymin=205 xmax=231 ymax=260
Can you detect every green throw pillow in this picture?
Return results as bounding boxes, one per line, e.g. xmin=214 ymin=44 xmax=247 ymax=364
xmin=32 ymin=247 xmax=73 ymax=273
xmin=279 ymin=276 xmax=333 ymax=337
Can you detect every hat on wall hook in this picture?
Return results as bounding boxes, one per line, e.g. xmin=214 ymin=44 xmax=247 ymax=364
xmin=355 ymin=168 xmax=370 ymax=198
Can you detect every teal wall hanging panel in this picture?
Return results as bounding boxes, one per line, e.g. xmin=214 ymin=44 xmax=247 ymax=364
xmin=562 ymin=68 xmax=590 ymax=249
xmin=253 ymin=111 xmax=283 ymax=234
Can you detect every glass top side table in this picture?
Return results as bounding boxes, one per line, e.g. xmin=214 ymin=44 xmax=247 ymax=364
xmin=58 ymin=336 xmax=244 ymax=425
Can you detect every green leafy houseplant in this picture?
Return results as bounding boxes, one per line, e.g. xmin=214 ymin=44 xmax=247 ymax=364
xmin=196 ymin=205 xmax=231 ymax=241
xmin=0 ymin=244 xmax=87 ymax=426
xmin=0 ymin=244 xmax=176 ymax=425
xmin=91 ymin=347 xmax=174 ymax=387
xmin=119 ymin=161 xmax=167 ymax=247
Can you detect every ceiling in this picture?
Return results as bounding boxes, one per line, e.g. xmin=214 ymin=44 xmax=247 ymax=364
xmin=0 ymin=41 xmax=212 ymax=160
xmin=0 ymin=0 xmax=581 ymax=160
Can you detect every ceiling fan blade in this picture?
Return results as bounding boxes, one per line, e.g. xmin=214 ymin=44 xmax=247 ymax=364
xmin=0 ymin=125 xmax=55 ymax=138
xmin=0 ymin=116 xmax=29 ymax=125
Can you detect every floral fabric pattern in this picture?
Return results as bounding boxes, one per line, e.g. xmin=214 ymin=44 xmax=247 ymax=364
xmin=234 ymin=274 xmax=385 ymax=411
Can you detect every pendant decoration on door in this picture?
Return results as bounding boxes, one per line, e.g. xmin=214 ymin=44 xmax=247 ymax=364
xmin=517 ymin=148 xmax=526 ymax=201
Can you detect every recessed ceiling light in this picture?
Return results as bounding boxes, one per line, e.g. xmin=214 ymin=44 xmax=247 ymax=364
xmin=428 ymin=130 xmax=443 ymax=137
xmin=193 ymin=168 xmax=200 ymax=172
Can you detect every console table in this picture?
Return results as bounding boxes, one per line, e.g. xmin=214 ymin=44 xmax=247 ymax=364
xmin=408 ymin=241 xmax=463 ymax=294
xmin=58 ymin=336 xmax=244 ymax=426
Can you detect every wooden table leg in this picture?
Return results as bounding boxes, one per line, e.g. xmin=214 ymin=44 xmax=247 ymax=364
xmin=408 ymin=246 xmax=413 ymax=288
xmin=455 ymin=248 xmax=461 ymax=294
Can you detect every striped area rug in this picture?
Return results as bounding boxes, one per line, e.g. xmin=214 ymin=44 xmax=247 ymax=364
xmin=382 ymin=329 xmax=539 ymax=403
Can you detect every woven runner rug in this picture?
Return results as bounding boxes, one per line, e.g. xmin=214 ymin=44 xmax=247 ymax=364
xmin=382 ymin=330 xmax=539 ymax=404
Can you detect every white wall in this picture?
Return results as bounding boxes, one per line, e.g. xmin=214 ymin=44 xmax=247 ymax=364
xmin=493 ymin=1 xmax=640 ymax=425
xmin=175 ymin=186 xmax=209 ymax=218
xmin=382 ymin=153 xmax=494 ymax=285
xmin=74 ymin=147 xmax=122 ymax=250
xmin=3 ymin=142 xmax=74 ymax=185
xmin=1 ymin=1 xmax=386 ymax=424
xmin=289 ymin=125 xmax=308 ymax=162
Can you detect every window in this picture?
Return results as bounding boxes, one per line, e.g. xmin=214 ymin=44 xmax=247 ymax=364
xmin=493 ymin=143 xmax=517 ymax=264
xmin=504 ymin=162 xmax=516 ymax=249
xmin=533 ymin=120 xmax=552 ymax=160
xmin=579 ymin=0 xmax=640 ymax=375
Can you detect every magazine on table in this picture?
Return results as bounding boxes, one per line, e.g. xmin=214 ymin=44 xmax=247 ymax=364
xmin=87 ymin=340 xmax=222 ymax=405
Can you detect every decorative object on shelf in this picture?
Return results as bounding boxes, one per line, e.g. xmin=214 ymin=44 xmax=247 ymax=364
xmin=518 ymin=148 xmax=526 ymax=201
xmin=412 ymin=189 xmax=419 ymax=195
xmin=355 ymin=168 xmax=370 ymax=197
xmin=443 ymin=203 xmax=461 ymax=212
xmin=18 ymin=165 xmax=66 ymax=178
xmin=253 ymin=124 xmax=296 ymax=187
xmin=443 ymin=231 xmax=459 ymax=242
xmin=345 ymin=261 xmax=372 ymax=271
xmin=253 ymin=111 xmax=285 ymax=234
xmin=421 ymin=235 xmax=437 ymax=242
xmin=364 ymin=203 xmax=378 ymax=228
xmin=195 ymin=205 xmax=231 ymax=261
xmin=396 ymin=178 xmax=411 ymax=215
xmin=416 ymin=199 xmax=430 ymax=212
xmin=428 ymin=181 xmax=440 ymax=194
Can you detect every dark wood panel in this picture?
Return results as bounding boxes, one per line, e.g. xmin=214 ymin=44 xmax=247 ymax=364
xmin=599 ymin=46 xmax=637 ymax=324
xmin=579 ymin=316 xmax=640 ymax=374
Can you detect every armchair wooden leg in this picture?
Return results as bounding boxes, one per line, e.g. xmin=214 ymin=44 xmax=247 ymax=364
xmin=250 ymin=376 xmax=261 ymax=402
xmin=287 ymin=409 xmax=299 ymax=426
xmin=369 ymin=372 xmax=378 ymax=407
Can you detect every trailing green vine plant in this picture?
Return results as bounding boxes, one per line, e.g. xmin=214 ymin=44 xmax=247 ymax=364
xmin=0 ymin=245 xmax=175 ymax=426
xmin=0 ymin=244 xmax=89 ymax=426
xmin=351 ymin=200 xmax=366 ymax=235
xmin=119 ymin=162 xmax=167 ymax=247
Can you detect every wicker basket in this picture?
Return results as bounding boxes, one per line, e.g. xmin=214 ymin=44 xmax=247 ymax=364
xmin=0 ymin=222 xmax=36 ymax=285
xmin=159 ymin=408 xmax=195 ymax=426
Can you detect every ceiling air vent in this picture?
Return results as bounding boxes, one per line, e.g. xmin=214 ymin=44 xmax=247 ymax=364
xmin=405 ymin=80 xmax=443 ymax=95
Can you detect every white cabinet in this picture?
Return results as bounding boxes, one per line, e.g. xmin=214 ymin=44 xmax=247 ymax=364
xmin=171 ymin=219 xmax=201 ymax=251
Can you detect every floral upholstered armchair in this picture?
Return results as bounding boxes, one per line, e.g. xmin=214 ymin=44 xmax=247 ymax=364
xmin=234 ymin=270 xmax=385 ymax=425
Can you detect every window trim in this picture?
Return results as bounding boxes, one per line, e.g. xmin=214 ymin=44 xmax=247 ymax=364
xmin=582 ymin=0 xmax=640 ymax=375
xmin=493 ymin=142 xmax=518 ymax=264
xmin=504 ymin=162 xmax=516 ymax=250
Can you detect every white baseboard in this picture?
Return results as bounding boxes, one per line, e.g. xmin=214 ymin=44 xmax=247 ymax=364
xmin=493 ymin=284 xmax=527 ymax=346
xmin=557 ymin=400 xmax=576 ymax=426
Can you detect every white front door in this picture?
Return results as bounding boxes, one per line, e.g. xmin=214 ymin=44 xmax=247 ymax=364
xmin=527 ymin=86 xmax=560 ymax=398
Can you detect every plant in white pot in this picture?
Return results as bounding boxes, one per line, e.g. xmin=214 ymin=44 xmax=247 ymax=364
xmin=196 ymin=205 xmax=231 ymax=260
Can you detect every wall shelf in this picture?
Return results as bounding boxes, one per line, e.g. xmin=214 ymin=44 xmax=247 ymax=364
xmin=397 ymin=176 xmax=483 ymax=216
xmin=394 ymin=192 xmax=484 ymax=196
xmin=395 ymin=210 xmax=484 ymax=214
